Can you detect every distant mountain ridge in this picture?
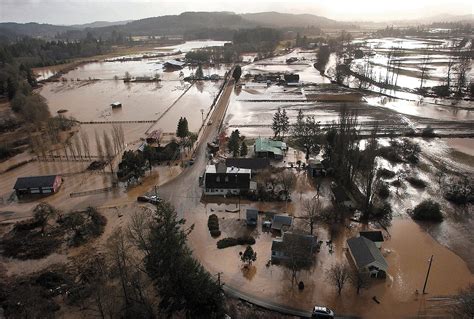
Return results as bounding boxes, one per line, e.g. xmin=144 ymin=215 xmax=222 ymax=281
xmin=1 ymin=11 xmax=469 ymax=41
xmin=0 ymin=11 xmax=349 ymax=40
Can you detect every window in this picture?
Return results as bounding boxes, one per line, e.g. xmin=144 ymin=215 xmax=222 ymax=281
xmin=225 ymin=176 xmax=229 ymax=182
xmin=216 ymin=176 xmax=220 ymax=182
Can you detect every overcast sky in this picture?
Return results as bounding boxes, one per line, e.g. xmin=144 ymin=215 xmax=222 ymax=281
xmin=1 ymin=0 xmax=472 ymax=25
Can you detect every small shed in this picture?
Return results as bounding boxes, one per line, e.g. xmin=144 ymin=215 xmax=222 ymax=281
xmin=246 ymin=209 xmax=258 ymax=226
xmin=111 ymin=102 xmax=122 ymax=108
xmin=307 ymin=158 xmax=324 ymax=177
xmin=271 ymin=215 xmax=293 ymax=232
xmin=14 ymin=175 xmax=62 ymax=197
xmin=359 ymin=231 xmax=384 ymax=249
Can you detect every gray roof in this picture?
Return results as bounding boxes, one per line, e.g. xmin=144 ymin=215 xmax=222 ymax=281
xmin=360 ymin=231 xmax=384 ymax=243
xmin=14 ymin=175 xmax=58 ymax=190
xmin=271 ymin=215 xmax=293 ymax=230
xmin=246 ymin=209 xmax=258 ymax=219
xmin=347 ymin=237 xmax=388 ymax=270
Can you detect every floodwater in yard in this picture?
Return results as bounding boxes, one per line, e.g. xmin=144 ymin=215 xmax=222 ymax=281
xmin=186 ymin=204 xmax=473 ymax=318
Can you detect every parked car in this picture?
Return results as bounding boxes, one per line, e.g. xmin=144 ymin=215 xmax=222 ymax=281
xmin=137 ymin=196 xmax=149 ymax=202
xmin=148 ymin=195 xmax=162 ymax=205
xmin=207 ymin=120 xmax=213 ymax=126
xmin=137 ymin=195 xmax=162 ymax=205
xmin=312 ymin=306 xmax=334 ymax=319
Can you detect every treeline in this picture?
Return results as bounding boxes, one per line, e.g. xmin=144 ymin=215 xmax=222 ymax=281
xmin=0 ymin=33 xmax=110 ymax=68
xmin=184 ymin=27 xmax=282 ymax=64
xmin=375 ymin=24 xmax=472 ymax=37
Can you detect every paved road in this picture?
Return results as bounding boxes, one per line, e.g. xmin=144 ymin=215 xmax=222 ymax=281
xmin=158 ymin=74 xmax=234 ymax=214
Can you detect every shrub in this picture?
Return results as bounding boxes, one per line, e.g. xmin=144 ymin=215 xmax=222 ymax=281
xmin=421 ymin=126 xmax=436 ymax=138
xmin=407 ymin=176 xmax=427 ymax=189
xmin=444 ymin=178 xmax=473 ymax=205
xmin=391 ymin=179 xmax=402 ymax=188
xmin=210 ymin=230 xmax=222 ymax=237
xmin=208 ymin=214 xmax=221 ymax=237
xmin=412 ymin=200 xmax=443 ymax=222
xmin=377 ymin=168 xmax=396 ymax=179
xmin=217 ymin=236 xmax=255 ymax=249
xmin=217 ymin=237 xmax=238 ymax=249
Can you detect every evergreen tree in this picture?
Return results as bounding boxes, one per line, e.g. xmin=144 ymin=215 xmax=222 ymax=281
xmin=240 ymin=245 xmax=257 ymax=266
xmin=232 ymin=65 xmax=242 ymax=83
xmin=228 ymin=129 xmax=240 ymax=157
xmin=145 ymin=202 xmax=225 ymax=318
xmin=176 ymin=117 xmax=189 ymax=139
xmin=281 ymin=108 xmax=290 ymax=138
xmin=240 ymin=141 xmax=248 ymax=157
xmin=272 ymin=108 xmax=282 ymax=139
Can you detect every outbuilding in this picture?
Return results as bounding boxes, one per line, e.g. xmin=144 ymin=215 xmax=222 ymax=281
xmin=14 ymin=175 xmax=62 ymax=197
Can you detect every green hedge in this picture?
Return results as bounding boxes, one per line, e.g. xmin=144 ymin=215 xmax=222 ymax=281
xmin=208 ymin=214 xmax=221 ymax=237
xmin=217 ymin=236 xmax=255 ymax=249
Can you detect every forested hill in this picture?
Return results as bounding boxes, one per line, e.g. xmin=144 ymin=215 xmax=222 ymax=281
xmin=0 ymin=11 xmax=351 ymax=41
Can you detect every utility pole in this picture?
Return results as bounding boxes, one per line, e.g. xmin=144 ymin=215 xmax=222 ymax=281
xmin=422 ymin=255 xmax=434 ymax=294
xmin=200 ymin=108 xmax=204 ymax=124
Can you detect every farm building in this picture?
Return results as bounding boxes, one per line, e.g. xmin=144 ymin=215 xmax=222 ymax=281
xmin=13 ymin=175 xmax=62 ymax=197
xmin=203 ymin=163 xmax=254 ymax=196
xmin=254 ymin=137 xmax=287 ymax=160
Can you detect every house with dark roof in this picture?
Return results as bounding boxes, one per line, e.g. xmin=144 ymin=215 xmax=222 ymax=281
xmin=271 ymin=232 xmax=317 ymax=262
xmin=225 ymin=158 xmax=270 ymax=172
xmin=203 ymin=163 xmax=254 ymax=196
xmin=13 ymin=175 xmax=62 ymax=197
xmin=347 ymin=236 xmax=388 ymax=278
xmin=246 ymin=209 xmax=258 ymax=226
xmin=359 ymin=230 xmax=384 ymax=249
xmin=271 ymin=214 xmax=293 ymax=232
xmin=163 ymin=60 xmax=185 ymax=70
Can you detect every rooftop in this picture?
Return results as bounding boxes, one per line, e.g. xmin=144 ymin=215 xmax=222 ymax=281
xmin=205 ymin=164 xmax=251 ymax=175
xmin=14 ymin=175 xmax=59 ymax=190
xmin=360 ymin=230 xmax=384 ymax=243
xmin=254 ymin=137 xmax=287 ymax=156
xmin=271 ymin=214 xmax=293 ymax=231
xmin=347 ymin=236 xmax=388 ymax=271
xmin=225 ymin=158 xmax=270 ymax=170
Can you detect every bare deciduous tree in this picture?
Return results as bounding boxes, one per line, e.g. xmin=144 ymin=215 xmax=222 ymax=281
xmin=326 ymin=263 xmax=351 ymax=295
xmin=302 ymin=197 xmax=322 ymax=235
xmin=350 ymin=270 xmax=370 ymax=294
